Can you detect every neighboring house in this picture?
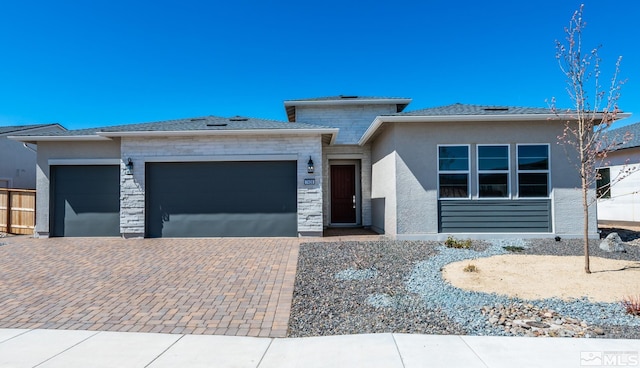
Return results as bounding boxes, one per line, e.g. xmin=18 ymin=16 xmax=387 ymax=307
xmin=596 ymin=121 xmax=640 ymax=226
xmin=10 ymin=96 xmax=627 ymax=239
xmin=0 ymin=124 xmax=66 ymax=189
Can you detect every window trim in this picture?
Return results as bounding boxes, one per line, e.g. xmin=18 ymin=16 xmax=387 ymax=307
xmin=516 ymin=143 xmax=551 ymax=198
xmin=476 ymin=144 xmax=511 ymax=199
xmin=437 ymin=144 xmax=471 ymax=200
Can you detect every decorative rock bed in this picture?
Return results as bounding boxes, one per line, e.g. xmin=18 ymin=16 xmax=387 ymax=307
xmin=481 ymin=303 xmax=605 ymax=338
xmin=288 ymin=236 xmax=640 ymax=339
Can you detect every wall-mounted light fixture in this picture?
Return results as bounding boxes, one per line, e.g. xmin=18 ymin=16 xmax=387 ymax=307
xmin=307 ymin=156 xmax=314 ymax=174
xmin=125 ymin=158 xmax=134 ymax=175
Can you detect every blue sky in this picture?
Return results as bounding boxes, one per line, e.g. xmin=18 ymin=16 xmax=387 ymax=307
xmin=1 ymin=0 xmax=638 ymax=130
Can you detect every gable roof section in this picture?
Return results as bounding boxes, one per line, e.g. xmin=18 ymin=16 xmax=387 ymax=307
xmin=606 ymin=121 xmax=640 ymax=151
xmin=359 ymin=103 xmax=632 ymax=145
xmin=9 ymin=116 xmax=339 ymax=144
xmin=0 ymin=123 xmax=65 ymax=135
xmin=284 ymin=95 xmax=412 ymax=122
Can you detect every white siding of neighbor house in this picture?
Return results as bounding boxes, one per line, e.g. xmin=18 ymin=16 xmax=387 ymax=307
xmin=295 ymin=104 xmax=398 ymax=145
xmin=597 ymin=147 xmax=640 ymax=224
xmin=120 ymin=134 xmax=323 ymax=237
xmin=370 ymin=120 xmax=597 ymax=240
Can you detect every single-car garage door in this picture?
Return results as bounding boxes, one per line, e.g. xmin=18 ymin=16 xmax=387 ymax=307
xmin=145 ymin=161 xmax=297 ymax=237
xmin=50 ymin=165 xmax=120 ymax=237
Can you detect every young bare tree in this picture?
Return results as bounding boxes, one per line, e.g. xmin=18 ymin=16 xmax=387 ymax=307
xmin=552 ymin=4 xmax=626 ymax=274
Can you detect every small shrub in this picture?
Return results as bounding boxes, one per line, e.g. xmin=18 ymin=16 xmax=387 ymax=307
xmin=621 ymin=295 xmax=640 ymax=316
xmin=444 ymin=236 xmax=472 ymax=249
xmin=503 ymin=246 xmax=525 ymax=253
xmin=463 ymin=263 xmax=478 ymax=273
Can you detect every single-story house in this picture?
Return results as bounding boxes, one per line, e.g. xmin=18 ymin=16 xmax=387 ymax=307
xmin=597 ymin=121 xmax=640 ymax=226
xmin=10 ymin=96 xmax=627 ymax=239
xmin=0 ymin=124 xmax=66 ymax=189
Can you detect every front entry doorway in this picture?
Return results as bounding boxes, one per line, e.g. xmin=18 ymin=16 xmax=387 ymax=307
xmin=330 ymin=164 xmax=357 ymax=224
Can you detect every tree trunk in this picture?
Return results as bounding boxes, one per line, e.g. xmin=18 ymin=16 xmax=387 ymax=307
xmin=582 ymin=174 xmax=591 ymax=274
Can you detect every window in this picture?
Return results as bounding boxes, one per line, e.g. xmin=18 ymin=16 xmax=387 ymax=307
xmin=596 ymin=168 xmax=611 ymax=199
xmin=438 ymin=145 xmax=469 ymax=198
xmin=477 ymin=145 xmax=509 ymax=197
xmin=517 ymin=144 xmax=549 ymax=197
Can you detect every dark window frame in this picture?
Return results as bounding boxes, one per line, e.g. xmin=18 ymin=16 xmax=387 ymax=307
xmin=596 ymin=167 xmax=611 ymax=199
xmin=477 ymin=144 xmax=510 ymax=198
xmin=438 ymin=145 xmax=470 ymax=199
xmin=517 ymin=144 xmax=550 ymax=198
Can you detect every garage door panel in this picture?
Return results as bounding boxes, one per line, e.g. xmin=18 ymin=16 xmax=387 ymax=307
xmin=157 ymin=213 xmax=297 ymax=237
xmin=51 ymin=165 xmax=120 ymax=237
xmin=62 ymin=208 xmax=121 ymax=237
xmin=146 ymin=161 xmax=297 ymax=237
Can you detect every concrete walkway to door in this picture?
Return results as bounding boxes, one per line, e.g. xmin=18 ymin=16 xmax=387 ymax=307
xmin=0 ymin=236 xmax=299 ymax=337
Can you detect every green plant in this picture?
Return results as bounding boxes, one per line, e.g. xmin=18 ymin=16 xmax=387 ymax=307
xmin=444 ymin=236 xmax=471 ymax=249
xmin=621 ymin=295 xmax=640 ymax=316
xmin=463 ymin=263 xmax=478 ymax=273
xmin=503 ymin=246 xmax=525 ymax=253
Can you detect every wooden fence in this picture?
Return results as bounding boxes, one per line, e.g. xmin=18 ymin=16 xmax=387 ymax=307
xmin=0 ymin=188 xmax=36 ymax=235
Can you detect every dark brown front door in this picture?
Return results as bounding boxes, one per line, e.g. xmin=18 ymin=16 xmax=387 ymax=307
xmin=331 ymin=165 xmax=356 ymax=223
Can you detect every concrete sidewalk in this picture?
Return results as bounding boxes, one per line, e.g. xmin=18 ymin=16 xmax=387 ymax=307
xmin=1 ymin=329 xmax=638 ymax=367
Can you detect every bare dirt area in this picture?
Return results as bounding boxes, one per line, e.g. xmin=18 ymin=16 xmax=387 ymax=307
xmin=443 ymin=255 xmax=640 ymax=303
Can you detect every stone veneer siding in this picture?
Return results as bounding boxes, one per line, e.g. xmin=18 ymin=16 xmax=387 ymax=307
xmin=120 ymin=134 xmax=323 ymax=237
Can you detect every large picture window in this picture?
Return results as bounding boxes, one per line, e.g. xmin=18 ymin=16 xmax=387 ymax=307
xmin=438 ymin=145 xmax=469 ymax=198
xmin=477 ymin=145 xmax=509 ymax=198
xmin=517 ymin=144 xmax=549 ymax=197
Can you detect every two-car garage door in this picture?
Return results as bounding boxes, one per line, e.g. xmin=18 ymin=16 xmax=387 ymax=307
xmin=50 ymin=161 xmax=298 ymax=238
xmin=145 ymin=161 xmax=297 ymax=237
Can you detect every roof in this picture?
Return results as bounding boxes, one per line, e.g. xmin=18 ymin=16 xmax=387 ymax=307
xmin=0 ymin=123 xmax=64 ymax=135
xmin=283 ymin=95 xmax=412 ymax=122
xmin=395 ymin=103 xmax=554 ymax=116
xmin=606 ymin=121 xmax=640 ymax=151
xmin=9 ymin=115 xmax=339 ymax=144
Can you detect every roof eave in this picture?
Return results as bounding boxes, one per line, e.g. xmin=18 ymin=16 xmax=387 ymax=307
xmin=284 ymin=98 xmax=413 ymax=122
xmin=284 ymin=98 xmax=412 ymax=108
xmin=96 ymin=128 xmax=339 ymax=138
xmin=8 ymin=135 xmax=111 ymax=143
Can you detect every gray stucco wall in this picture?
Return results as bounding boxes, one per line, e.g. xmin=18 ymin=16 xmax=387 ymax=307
xmin=370 ymin=120 xmax=596 ymax=239
xmin=370 ymin=124 xmax=398 ymax=236
xmin=34 ymin=139 xmax=122 ymax=237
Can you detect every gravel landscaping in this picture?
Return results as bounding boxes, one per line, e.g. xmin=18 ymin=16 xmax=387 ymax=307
xmin=287 ymin=233 xmax=640 ymax=339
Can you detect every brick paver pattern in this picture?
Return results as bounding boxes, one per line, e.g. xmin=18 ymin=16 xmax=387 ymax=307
xmin=0 ymin=237 xmax=299 ymax=337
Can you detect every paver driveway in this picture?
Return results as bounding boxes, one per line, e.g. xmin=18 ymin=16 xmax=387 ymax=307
xmin=0 ymin=236 xmax=299 ymax=337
